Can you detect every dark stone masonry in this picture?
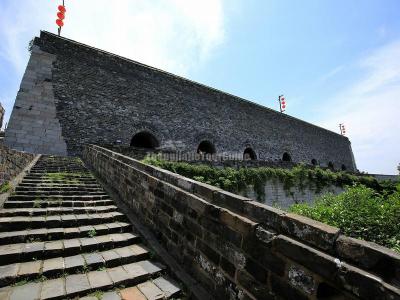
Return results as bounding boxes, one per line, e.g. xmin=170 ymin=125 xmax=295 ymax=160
xmin=0 ymin=144 xmax=35 ymax=186
xmin=5 ymin=31 xmax=356 ymax=171
xmin=83 ymin=145 xmax=400 ymax=300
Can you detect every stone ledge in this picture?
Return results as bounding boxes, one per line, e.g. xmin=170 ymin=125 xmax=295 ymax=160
xmin=335 ymin=235 xmax=400 ymax=285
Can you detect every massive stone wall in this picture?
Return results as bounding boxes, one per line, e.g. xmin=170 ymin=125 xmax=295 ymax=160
xmin=83 ymin=145 xmax=400 ymax=300
xmin=6 ymin=31 xmax=356 ymax=171
xmin=4 ymin=44 xmax=67 ymax=155
xmin=0 ymin=144 xmax=35 ymax=185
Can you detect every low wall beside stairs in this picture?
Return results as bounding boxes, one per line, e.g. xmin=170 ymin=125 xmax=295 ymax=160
xmin=0 ymin=144 xmax=35 ymax=185
xmin=83 ymin=145 xmax=400 ymax=300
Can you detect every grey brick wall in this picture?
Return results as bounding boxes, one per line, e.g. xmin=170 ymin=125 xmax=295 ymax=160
xmin=4 ymin=45 xmax=67 ymax=155
xmin=84 ymin=145 xmax=399 ymax=300
xmin=0 ymin=144 xmax=35 ymax=185
xmin=242 ymin=183 xmax=344 ymax=209
xmin=6 ymin=31 xmax=356 ymax=171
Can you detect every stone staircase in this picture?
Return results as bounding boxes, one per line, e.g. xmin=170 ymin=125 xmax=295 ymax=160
xmin=0 ymin=156 xmax=182 ymax=300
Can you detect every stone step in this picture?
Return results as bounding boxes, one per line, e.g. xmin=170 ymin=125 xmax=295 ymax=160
xmin=0 ymin=211 xmax=127 ymax=231
xmin=0 ymin=244 xmax=150 ymax=287
xmin=0 ymin=205 xmax=118 ymax=217
xmin=23 ymin=177 xmax=95 ymax=182
xmin=17 ymin=183 xmax=103 ymax=189
xmin=77 ymin=277 xmax=181 ymax=300
xmin=16 ymin=185 xmax=104 ymax=191
xmin=31 ymin=163 xmax=85 ymax=167
xmin=21 ymin=179 xmax=97 ymax=185
xmin=32 ymin=163 xmax=83 ymax=166
xmin=4 ymin=199 xmax=115 ymax=209
xmin=0 ymin=222 xmax=132 ymax=245
xmin=13 ymin=190 xmax=108 ymax=196
xmin=0 ymin=232 xmax=140 ymax=266
xmin=8 ymin=195 xmax=111 ymax=201
xmin=26 ymin=173 xmax=94 ymax=177
xmin=0 ymin=262 xmax=173 ymax=300
xmin=29 ymin=168 xmax=88 ymax=173
xmin=22 ymin=178 xmax=98 ymax=183
xmin=35 ymin=161 xmax=81 ymax=164
xmin=0 ymin=156 xmax=184 ymax=298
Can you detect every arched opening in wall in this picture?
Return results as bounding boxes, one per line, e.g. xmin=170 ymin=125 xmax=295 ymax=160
xmin=341 ymin=164 xmax=347 ymax=171
xmin=130 ymin=131 xmax=159 ymax=149
xmin=282 ymin=152 xmax=292 ymax=162
xmin=197 ymin=140 xmax=216 ymax=155
xmin=311 ymin=159 xmax=318 ymax=166
xmin=243 ymin=148 xmax=257 ymax=160
xmin=328 ymin=162 xmax=335 ymax=170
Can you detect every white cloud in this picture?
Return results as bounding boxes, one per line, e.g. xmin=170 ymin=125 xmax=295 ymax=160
xmin=317 ymin=41 xmax=400 ymax=175
xmin=0 ymin=0 xmax=227 ymax=126
xmin=319 ymin=65 xmax=344 ymax=83
xmin=1 ymin=0 xmax=226 ymax=74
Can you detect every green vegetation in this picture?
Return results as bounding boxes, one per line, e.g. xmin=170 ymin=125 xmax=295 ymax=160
xmin=12 ymin=280 xmax=28 ymax=287
xmin=33 ymin=198 xmax=42 ymax=208
xmin=88 ymin=290 xmax=104 ymax=300
xmin=0 ymin=182 xmax=11 ymax=193
xmin=87 ymin=228 xmax=97 ymax=238
xmin=45 ymin=172 xmax=91 ymax=184
xmin=143 ymin=157 xmax=400 ymax=251
xmin=290 ymin=184 xmax=400 ymax=252
xmin=142 ymin=156 xmax=381 ymax=199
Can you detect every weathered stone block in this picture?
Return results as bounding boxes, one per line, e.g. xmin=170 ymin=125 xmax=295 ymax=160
xmin=236 ymin=269 xmax=272 ymax=300
xmin=281 ymin=213 xmax=340 ymax=252
xmin=270 ymin=273 xmax=308 ymax=300
xmin=219 ymin=209 xmax=258 ymax=237
xmin=335 ymin=235 xmax=400 ymax=283
xmin=242 ymin=201 xmax=285 ymax=231
xmin=212 ymin=190 xmax=251 ymax=214
xmin=273 ymin=235 xmax=338 ymax=279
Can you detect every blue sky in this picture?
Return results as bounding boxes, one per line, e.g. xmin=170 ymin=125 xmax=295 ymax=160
xmin=0 ymin=0 xmax=399 ymax=174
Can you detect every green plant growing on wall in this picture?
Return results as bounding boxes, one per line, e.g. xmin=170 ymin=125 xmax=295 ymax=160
xmin=290 ymin=184 xmax=400 ymax=252
xmin=0 ymin=182 xmax=11 ymax=194
xmin=142 ymin=156 xmax=385 ymax=200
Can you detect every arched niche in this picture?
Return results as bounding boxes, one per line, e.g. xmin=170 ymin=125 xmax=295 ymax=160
xmin=130 ymin=131 xmax=159 ymax=149
xmin=197 ymin=140 xmax=216 ymax=154
xmin=243 ymin=147 xmax=257 ymax=160
xmin=282 ymin=152 xmax=292 ymax=162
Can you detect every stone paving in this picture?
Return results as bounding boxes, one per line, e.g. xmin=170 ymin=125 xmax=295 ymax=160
xmin=0 ymin=156 xmax=182 ymax=299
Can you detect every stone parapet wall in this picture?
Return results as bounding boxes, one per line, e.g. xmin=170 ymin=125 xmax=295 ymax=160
xmin=371 ymin=174 xmax=399 ymax=182
xmin=0 ymin=144 xmax=35 ymax=185
xmin=83 ymin=145 xmax=400 ymax=300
